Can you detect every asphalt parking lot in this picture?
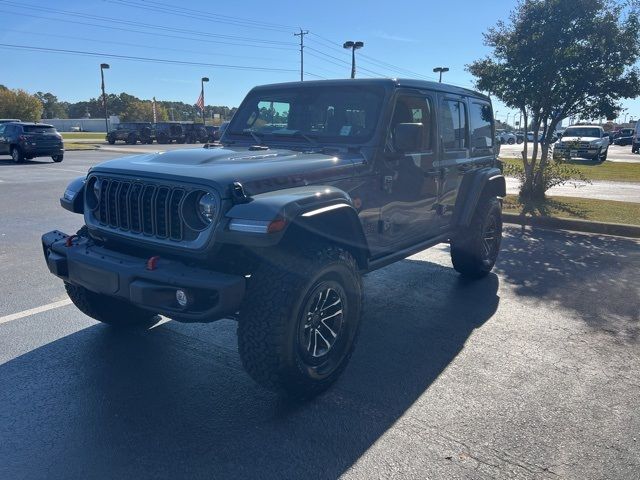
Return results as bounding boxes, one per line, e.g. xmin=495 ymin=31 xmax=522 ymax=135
xmin=1 ymin=151 xmax=639 ymax=479
xmin=499 ymin=143 xmax=640 ymax=163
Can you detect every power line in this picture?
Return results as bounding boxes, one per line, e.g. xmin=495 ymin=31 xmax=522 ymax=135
xmin=305 ymin=47 xmax=387 ymax=78
xmin=308 ymin=32 xmax=436 ymax=81
xmin=107 ymin=0 xmax=296 ymax=32
xmin=0 ymin=43 xmax=299 ymax=72
xmin=1 ymin=29 xmax=289 ymax=63
xmin=0 ymin=1 xmax=296 ymax=46
xmin=0 ymin=11 xmax=296 ymax=51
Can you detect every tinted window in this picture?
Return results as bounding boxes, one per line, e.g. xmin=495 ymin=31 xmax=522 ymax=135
xmin=0 ymin=125 xmax=5 ymax=135
xmin=229 ymin=86 xmax=385 ymax=144
xmin=23 ymin=125 xmax=56 ymax=133
xmin=440 ymin=100 xmax=468 ymax=149
xmin=469 ymin=101 xmax=494 ymax=154
xmin=389 ymin=95 xmax=433 ymax=152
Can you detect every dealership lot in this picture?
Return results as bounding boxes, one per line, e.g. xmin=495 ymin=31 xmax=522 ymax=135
xmin=499 ymin=143 xmax=640 ymax=163
xmin=0 ymin=151 xmax=638 ymax=479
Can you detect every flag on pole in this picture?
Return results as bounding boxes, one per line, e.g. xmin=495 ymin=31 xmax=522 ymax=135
xmin=195 ymin=91 xmax=204 ymax=112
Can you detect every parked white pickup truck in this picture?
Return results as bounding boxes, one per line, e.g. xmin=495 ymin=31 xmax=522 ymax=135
xmin=553 ymin=125 xmax=609 ymax=162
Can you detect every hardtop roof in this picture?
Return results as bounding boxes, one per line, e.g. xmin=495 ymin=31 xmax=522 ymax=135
xmin=250 ymin=78 xmax=490 ymax=101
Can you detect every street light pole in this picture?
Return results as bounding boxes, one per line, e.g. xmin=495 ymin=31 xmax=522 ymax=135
xmin=201 ymin=77 xmax=209 ymax=124
xmin=100 ymin=63 xmax=110 ymax=133
xmin=343 ymin=41 xmax=364 ymax=79
xmin=432 ymin=66 xmax=449 ymax=83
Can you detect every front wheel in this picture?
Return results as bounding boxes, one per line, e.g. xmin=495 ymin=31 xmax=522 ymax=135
xmin=451 ymin=196 xmax=502 ymax=279
xmin=65 ymin=282 xmax=158 ymax=328
xmin=52 ymin=154 xmax=63 ymax=163
xmin=599 ymin=147 xmax=608 ymax=162
xmin=238 ymin=245 xmax=363 ymax=398
xmin=507 ymin=138 xmax=515 ymax=145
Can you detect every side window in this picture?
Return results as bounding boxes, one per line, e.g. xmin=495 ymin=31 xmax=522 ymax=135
xmin=389 ymin=95 xmax=433 ymax=152
xmin=469 ymin=101 xmax=494 ymax=155
xmin=0 ymin=125 xmax=5 ymax=136
xmin=440 ymin=99 xmax=468 ymax=150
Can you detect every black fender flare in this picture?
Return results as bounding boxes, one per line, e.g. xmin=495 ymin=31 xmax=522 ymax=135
xmin=218 ymin=185 xmax=370 ymax=268
xmin=452 ymin=167 xmax=506 ymax=227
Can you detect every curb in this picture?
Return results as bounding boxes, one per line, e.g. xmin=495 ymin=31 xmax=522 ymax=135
xmin=503 ymin=213 xmax=640 ymax=238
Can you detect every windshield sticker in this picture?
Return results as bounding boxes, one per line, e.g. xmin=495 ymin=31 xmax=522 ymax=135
xmin=340 ymin=126 xmax=352 ymax=136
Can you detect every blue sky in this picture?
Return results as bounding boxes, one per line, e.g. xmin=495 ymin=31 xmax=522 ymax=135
xmin=0 ymin=0 xmax=638 ymax=124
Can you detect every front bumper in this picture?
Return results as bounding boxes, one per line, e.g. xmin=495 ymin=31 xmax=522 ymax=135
xmin=553 ymin=147 xmax=599 ymax=160
xmin=42 ymin=230 xmax=245 ymax=322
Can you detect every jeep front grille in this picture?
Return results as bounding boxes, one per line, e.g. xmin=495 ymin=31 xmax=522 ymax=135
xmin=92 ymin=177 xmax=199 ymax=242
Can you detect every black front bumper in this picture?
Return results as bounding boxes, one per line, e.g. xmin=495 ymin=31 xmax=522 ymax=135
xmin=42 ymin=230 xmax=245 ymax=322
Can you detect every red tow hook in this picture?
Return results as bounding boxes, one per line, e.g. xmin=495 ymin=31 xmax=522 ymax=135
xmin=146 ymin=256 xmax=160 ymax=271
xmin=65 ymin=235 xmax=78 ymax=247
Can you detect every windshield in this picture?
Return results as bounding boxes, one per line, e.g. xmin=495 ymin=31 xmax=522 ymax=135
xmin=228 ymin=85 xmax=386 ymax=144
xmin=564 ymin=127 xmax=601 ymax=137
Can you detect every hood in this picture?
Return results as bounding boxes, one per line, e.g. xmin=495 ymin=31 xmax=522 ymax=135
xmin=560 ymin=136 xmax=601 ymax=142
xmin=90 ymin=146 xmax=361 ymax=197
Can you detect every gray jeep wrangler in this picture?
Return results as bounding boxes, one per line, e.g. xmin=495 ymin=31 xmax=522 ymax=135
xmin=42 ymin=79 xmax=505 ymax=397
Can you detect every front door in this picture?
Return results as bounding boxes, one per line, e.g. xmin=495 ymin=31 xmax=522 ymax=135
xmin=0 ymin=125 xmax=8 ymax=155
xmin=378 ymin=90 xmax=441 ymax=250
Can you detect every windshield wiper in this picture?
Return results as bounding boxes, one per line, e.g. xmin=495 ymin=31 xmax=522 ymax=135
xmin=272 ymin=130 xmax=318 ymax=147
xmin=242 ymin=129 xmax=264 ymax=145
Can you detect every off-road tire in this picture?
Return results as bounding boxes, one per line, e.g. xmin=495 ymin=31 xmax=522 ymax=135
xmin=107 ymin=138 xmax=116 ymax=145
xmin=11 ymin=146 xmax=24 ymax=163
xmin=238 ymin=245 xmax=363 ymax=398
xmin=451 ymin=196 xmax=502 ymax=279
xmin=52 ymin=155 xmax=63 ymax=163
xmin=65 ymin=283 xmax=157 ymax=327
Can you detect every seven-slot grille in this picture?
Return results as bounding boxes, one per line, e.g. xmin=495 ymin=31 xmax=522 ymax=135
xmin=93 ymin=178 xmax=188 ymax=241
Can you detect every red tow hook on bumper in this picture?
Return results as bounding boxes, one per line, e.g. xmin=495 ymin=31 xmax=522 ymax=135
xmin=64 ymin=235 xmax=77 ymax=247
xmin=146 ymin=256 xmax=160 ymax=271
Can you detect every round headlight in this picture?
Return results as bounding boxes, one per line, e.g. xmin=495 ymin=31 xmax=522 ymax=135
xmin=198 ymin=192 xmax=218 ymax=223
xmin=93 ymin=178 xmax=102 ymax=199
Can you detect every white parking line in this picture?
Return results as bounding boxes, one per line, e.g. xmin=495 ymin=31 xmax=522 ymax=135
xmin=0 ymin=299 xmax=72 ymax=325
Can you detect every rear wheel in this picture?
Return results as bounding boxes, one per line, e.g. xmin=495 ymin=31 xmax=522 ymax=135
xmin=507 ymin=138 xmax=515 ymax=145
xmin=52 ymin=154 xmax=63 ymax=163
xmin=451 ymin=196 xmax=502 ymax=279
xmin=238 ymin=245 xmax=363 ymax=398
xmin=65 ymin=283 xmax=158 ymax=328
xmin=156 ymin=133 xmax=169 ymax=144
xmin=11 ymin=146 xmax=24 ymax=163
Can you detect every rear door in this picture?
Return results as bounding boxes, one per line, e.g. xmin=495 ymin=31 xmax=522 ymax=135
xmin=436 ymin=94 xmax=471 ymax=227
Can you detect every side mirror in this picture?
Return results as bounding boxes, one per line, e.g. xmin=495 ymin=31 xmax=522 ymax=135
xmin=393 ymin=123 xmax=422 ymax=153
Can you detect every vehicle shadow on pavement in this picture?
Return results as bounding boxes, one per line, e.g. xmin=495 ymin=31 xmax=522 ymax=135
xmin=0 ymin=259 xmax=499 ymax=480
xmin=496 ymin=227 xmax=640 ymax=342
xmin=0 ymin=158 xmax=56 ymax=166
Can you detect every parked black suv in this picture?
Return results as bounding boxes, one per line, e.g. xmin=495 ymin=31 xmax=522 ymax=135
xmin=106 ymin=122 xmax=153 ymax=145
xmin=204 ymin=125 xmax=220 ymax=143
xmin=154 ymin=122 xmax=185 ymax=144
xmin=182 ymin=123 xmax=208 ymax=144
xmin=0 ymin=122 xmax=64 ymax=162
xmin=42 ymin=79 xmax=505 ymax=397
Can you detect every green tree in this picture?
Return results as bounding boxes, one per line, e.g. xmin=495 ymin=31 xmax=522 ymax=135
xmin=468 ymin=0 xmax=640 ymax=200
xmin=121 ymin=100 xmax=168 ymax=122
xmin=0 ymin=87 xmax=43 ymax=121
xmin=35 ymin=92 xmax=68 ymax=119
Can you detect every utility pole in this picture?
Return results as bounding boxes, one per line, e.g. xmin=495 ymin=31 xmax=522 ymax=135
xmin=294 ymin=28 xmax=308 ymax=81
xmin=201 ymin=77 xmax=209 ymax=124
